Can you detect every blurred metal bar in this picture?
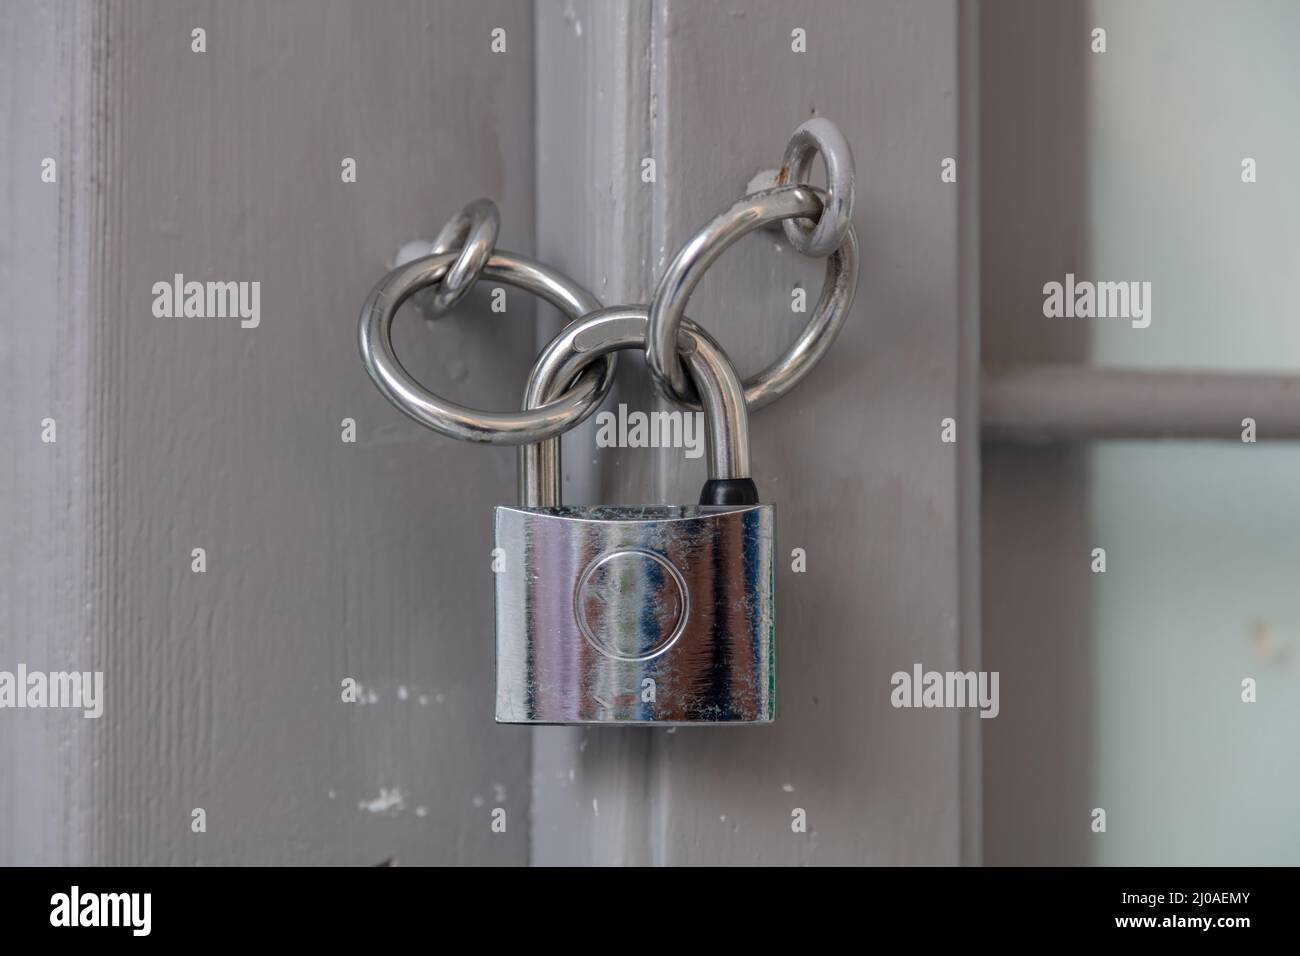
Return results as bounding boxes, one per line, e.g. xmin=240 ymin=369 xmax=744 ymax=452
xmin=982 ymin=365 xmax=1300 ymax=440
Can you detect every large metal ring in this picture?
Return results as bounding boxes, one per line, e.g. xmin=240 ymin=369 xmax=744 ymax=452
xmin=646 ymin=184 xmax=859 ymax=410
xmin=520 ymin=306 xmax=749 ymax=508
xmin=778 ymin=118 xmax=855 ymax=258
xmin=427 ymin=198 xmax=500 ymax=316
xmin=358 ymin=250 xmax=616 ymax=444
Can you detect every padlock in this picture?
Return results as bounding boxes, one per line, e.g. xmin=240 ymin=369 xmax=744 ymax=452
xmin=494 ymin=306 xmax=775 ymax=724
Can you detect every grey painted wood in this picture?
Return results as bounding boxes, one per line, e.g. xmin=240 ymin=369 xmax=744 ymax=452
xmin=984 ymin=366 xmax=1300 ymax=439
xmin=2 ymin=0 xmax=537 ymax=865
xmin=957 ymin=0 xmax=984 ymax=868
xmin=0 ymin=0 xmax=99 ymax=865
xmin=534 ymin=0 xmax=970 ymax=865
xmin=979 ymin=0 xmax=1093 ymax=866
xmin=8 ymin=0 xmax=976 ymax=867
xmin=531 ymin=0 xmax=660 ymax=866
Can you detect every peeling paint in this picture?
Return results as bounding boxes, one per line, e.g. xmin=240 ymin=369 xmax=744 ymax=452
xmin=359 ymin=787 xmax=404 ymax=815
xmin=561 ymin=0 xmax=582 ymax=38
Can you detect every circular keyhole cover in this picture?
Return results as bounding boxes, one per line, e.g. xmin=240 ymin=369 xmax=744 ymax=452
xmin=574 ymin=549 xmax=689 ymax=661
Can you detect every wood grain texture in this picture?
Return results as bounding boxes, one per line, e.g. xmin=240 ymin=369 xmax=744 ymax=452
xmin=0 ymin=0 xmax=99 ymax=865
xmin=5 ymin=0 xmax=540 ymax=865
xmin=535 ymin=0 xmax=967 ymax=865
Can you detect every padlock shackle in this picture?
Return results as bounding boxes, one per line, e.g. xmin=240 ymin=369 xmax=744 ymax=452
xmin=520 ymin=307 xmax=751 ymax=508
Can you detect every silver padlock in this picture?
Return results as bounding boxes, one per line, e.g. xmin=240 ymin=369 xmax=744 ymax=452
xmin=494 ymin=306 xmax=776 ymax=725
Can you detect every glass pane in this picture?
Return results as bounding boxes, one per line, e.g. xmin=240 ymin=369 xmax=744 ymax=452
xmin=1088 ymin=0 xmax=1300 ymax=863
xmin=1087 ymin=0 xmax=1300 ymax=370
xmin=1092 ymin=443 xmax=1300 ymax=864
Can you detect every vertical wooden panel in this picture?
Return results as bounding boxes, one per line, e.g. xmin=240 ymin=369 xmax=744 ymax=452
xmin=536 ymin=0 xmax=969 ymax=864
xmin=531 ymin=0 xmax=660 ymax=866
xmin=0 ymin=0 xmax=99 ymax=865
xmin=979 ymin=0 xmax=1093 ymax=865
xmin=4 ymin=0 xmax=539 ymax=865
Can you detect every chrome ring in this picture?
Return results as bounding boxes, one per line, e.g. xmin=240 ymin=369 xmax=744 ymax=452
xmin=778 ymin=117 xmax=855 ymax=258
xmin=521 ymin=306 xmax=750 ymax=508
xmin=645 ymin=184 xmax=859 ymax=410
xmin=427 ymin=198 xmax=500 ymax=316
xmin=358 ymin=250 xmax=616 ymax=444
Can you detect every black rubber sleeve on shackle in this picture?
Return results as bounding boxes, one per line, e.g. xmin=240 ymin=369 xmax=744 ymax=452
xmin=699 ymin=478 xmax=760 ymax=506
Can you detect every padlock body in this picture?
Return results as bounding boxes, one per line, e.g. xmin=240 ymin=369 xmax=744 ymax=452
xmin=494 ymin=504 xmax=775 ymax=724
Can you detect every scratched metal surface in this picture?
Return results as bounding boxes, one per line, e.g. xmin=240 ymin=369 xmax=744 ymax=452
xmin=495 ymin=505 xmax=775 ymax=723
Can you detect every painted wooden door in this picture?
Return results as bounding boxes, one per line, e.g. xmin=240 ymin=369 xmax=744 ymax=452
xmin=1 ymin=0 xmax=972 ymax=865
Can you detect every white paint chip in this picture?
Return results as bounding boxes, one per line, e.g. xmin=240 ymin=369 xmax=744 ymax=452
xmin=415 ymin=806 xmax=427 ymax=818
xmin=562 ymin=2 xmax=582 ymax=38
xmin=359 ymin=787 xmax=404 ymax=814
xmin=782 ymin=784 xmax=795 ymax=793
xmin=397 ymin=685 xmax=408 ymax=701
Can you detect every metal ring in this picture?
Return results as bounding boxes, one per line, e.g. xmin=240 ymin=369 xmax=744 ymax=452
xmin=520 ymin=306 xmax=750 ymax=507
xmin=645 ymin=184 xmax=859 ymax=410
xmin=358 ymin=250 xmax=616 ymax=444
xmin=427 ymin=198 xmax=500 ymax=316
xmin=778 ymin=117 xmax=855 ymax=258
